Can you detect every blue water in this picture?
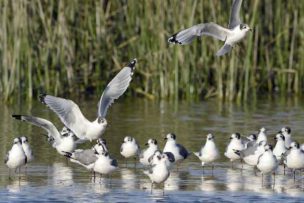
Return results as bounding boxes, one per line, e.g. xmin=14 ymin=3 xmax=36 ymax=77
xmin=0 ymin=97 xmax=304 ymax=202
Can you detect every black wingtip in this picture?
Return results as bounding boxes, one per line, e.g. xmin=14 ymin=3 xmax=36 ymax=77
xmin=168 ymin=33 xmax=182 ymax=44
xmin=62 ymin=151 xmax=72 ymax=158
xmin=127 ymin=58 xmax=137 ymax=70
xmin=39 ymin=93 xmax=47 ymax=104
xmin=12 ymin=114 xmax=22 ymax=120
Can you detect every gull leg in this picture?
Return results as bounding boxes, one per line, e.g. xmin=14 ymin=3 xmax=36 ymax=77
xmin=109 ymin=174 xmax=112 ymax=188
xmin=8 ymin=169 xmax=12 ymax=181
xmin=162 ymin=183 xmax=165 ymax=196
xmin=294 ymin=170 xmax=296 ymax=182
xmin=212 ymin=164 xmax=214 ymax=176
xmin=151 ymin=182 xmax=153 ymax=194
xmin=134 ymin=157 xmax=137 ymax=169
xmin=283 ymin=164 xmax=286 ymax=175
xmin=261 ymin=173 xmax=264 ymax=186
xmin=273 ymin=172 xmax=276 ymax=187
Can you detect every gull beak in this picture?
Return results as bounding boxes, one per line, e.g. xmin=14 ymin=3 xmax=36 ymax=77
xmin=145 ymin=143 xmax=148 ymax=146
xmin=164 ymin=137 xmax=167 ymax=140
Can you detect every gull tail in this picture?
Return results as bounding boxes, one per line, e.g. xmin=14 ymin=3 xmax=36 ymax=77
xmin=233 ymin=149 xmax=241 ymax=157
xmin=39 ymin=93 xmax=47 ymax=104
xmin=62 ymin=151 xmax=74 ymax=159
xmin=12 ymin=114 xmax=22 ymax=120
xmin=193 ymin=152 xmax=200 ymax=158
xmin=216 ymin=44 xmax=232 ymax=56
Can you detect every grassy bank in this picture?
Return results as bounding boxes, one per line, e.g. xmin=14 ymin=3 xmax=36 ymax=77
xmin=0 ymin=0 xmax=303 ymax=102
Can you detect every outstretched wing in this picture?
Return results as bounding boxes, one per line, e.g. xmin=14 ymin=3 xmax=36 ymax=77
xmin=168 ymin=22 xmax=230 ymax=45
xmin=228 ymin=0 xmax=243 ymax=29
xmin=39 ymin=94 xmax=89 ymax=139
xmin=12 ymin=115 xmax=62 ymax=143
xmin=98 ymin=59 xmax=136 ymax=119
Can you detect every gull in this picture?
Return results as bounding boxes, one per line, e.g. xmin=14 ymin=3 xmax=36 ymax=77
xmin=39 ymin=59 xmax=137 ymax=142
xmin=120 ymin=136 xmax=140 ymax=166
xmin=168 ymin=0 xmax=252 ymax=56
xmin=273 ymin=132 xmax=288 ymax=174
xmin=281 ymin=127 xmax=293 ymax=147
xmin=163 ymin=133 xmax=190 ymax=164
xmin=283 ymin=142 xmax=304 ymax=180
xmin=5 ymin=138 xmax=27 ymax=177
xmin=257 ymin=144 xmax=278 ymax=185
xmin=144 ymin=153 xmax=170 ymax=194
xmin=194 ymin=134 xmax=219 ymax=172
xmin=148 ymin=150 xmax=175 ymax=169
xmin=234 ymin=140 xmax=266 ymax=167
xmin=12 ymin=115 xmax=76 ymax=155
xmin=139 ymin=138 xmax=159 ymax=166
xmin=20 ymin=136 xmax=34 ymax=166
xmin=91 ymin=151 xmax=118 ymax=179
xmin=273 ymin=132 xmax=287 ymax=162
xmin=63 ymin=138 xmax=108 ymax=168
xmin=256 ymin=127 xmax=267 ymax=143
xmin=65 ymin=143 xmax=117 ymax=179
xmin=224 ymin=133 xmax=245 ymax=166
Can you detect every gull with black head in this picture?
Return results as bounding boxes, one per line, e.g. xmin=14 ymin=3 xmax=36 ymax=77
xmin=163 ymin=133 xmax=190 ymax=169
xmin=194 ymin=133 xmax=219 ymax=173
xmin=5 ymin=138 xmax=27 ymax=177
xmin=120 ymin=136 xmax=140 ymax=167
xmin=12 ymin=115 xmax=76 ymax=156
xmin=139 ymin=138 xmax=159 ymax=166
xmin=168 ymin=0 xmax=252 ymax=56
xmin=224 ymin=133 xmax=244 ymax=167
xmin=39 ymin=59 xmax=137 ymax=142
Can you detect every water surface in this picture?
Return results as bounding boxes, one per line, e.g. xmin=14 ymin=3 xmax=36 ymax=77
xmin=0 ymin=96 xmax=304 ymax=202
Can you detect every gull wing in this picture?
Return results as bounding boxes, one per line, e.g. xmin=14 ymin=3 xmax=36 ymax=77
xmin=240 ymin=143 xmax=258 ymax=157
xmin=12 ymin=115 xmax=62 ymax=143
xmin=98 ymin=59 xmax=136 ymax=119
xmin=216 ymin=44 xmax=232 ymax=56
xmin=177 ymin=144 xmax=190 ymax=159
xmin=39 ymin=94 xmax=89 ymax=140
xmin=228 ymin=0 xmax=243 ymax=29
xmin=168 ymin=22 xmax=230 ymax=45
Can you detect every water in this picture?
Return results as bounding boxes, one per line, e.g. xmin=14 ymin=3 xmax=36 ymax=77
xmin=1 ymin=96 xmax=304 ymax=202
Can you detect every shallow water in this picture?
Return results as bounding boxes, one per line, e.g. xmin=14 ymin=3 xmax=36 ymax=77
xmin=1 ymin=96 xmax=304 ymax=202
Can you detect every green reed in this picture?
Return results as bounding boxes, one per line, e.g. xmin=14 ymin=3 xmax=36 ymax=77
xmin=0 ymin=0 xmax=303 ymax=103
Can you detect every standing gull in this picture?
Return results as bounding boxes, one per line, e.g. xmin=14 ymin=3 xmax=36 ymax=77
xmin=139 ymin=138 xmax=159 ymax=166
xmin=5 ymin=138 xmax=27 ymax=177
xmin=120 ymin=136 xmax=140 ymax=166
xmin=163 ymin=133 xmax=190 ymax=165
xmin=168 ymin=0 xmax=252 ymax=56
xmin=39 ymin=59 xmax=137 ymax=142
xmin=144 ymin=153 xmax=171 ymax=195
xmin=257 ymin=144 xmax=278 ymax=185
xmin=283 ymin=142 xmax=304 ymax=180
xmin=256 ymin=127 xmax=267 ymax=143
xmin=281 ymin=127 xmax=293 ymax=147
xmin=273 ymin=132 xmax=287 ymax=162
xmin=12 ymin=115 xmax=76 ymax=155
xmin=224 ymin=133 xmax=244 ymax=166
xmin=194 ymin=134 xmax=219 ymax=172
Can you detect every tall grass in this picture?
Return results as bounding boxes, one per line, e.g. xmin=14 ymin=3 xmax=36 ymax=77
xmin=0 ymin=0 xmax=303 ymax=102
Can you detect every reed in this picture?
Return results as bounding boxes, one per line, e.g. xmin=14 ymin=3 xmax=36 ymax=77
xmin=0 ymin=0 xmax=303 ymax=102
